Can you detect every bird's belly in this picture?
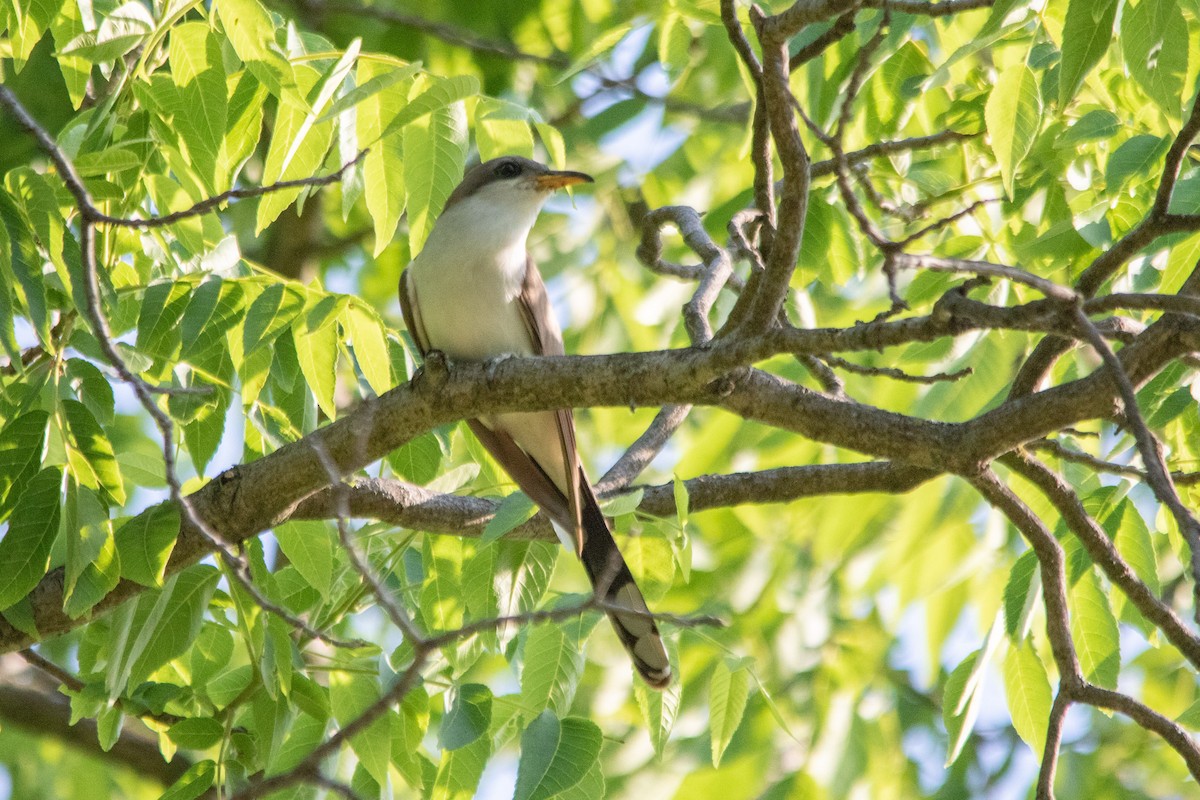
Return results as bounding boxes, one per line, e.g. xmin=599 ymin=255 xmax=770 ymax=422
xmin=413 ymin=261 xmax=532 ymax=361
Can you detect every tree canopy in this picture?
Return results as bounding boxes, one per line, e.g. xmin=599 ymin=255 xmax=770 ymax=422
xmin=1 ymin=0 xmax=1200 ymax=798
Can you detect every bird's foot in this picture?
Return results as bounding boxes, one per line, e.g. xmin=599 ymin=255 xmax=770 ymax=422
xmin=414 ymin=349 xmax=450 ymax=389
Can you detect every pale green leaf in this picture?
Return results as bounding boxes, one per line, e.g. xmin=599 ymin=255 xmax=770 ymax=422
xmin=274 ymin=520 xmax=334 ymax=599
xmin=1070 ymin=569 xmax=1120 ymax=688
xmin=943 ymin=649 xmax=983 ymax=765
xmin=257 ymin=65 xmax=336 ymax=232
xmin=1003 ymin=641 xmax=1051 ymax=755
xmin=342 ymin=302 xmax=392 ymax=394
xmin=376 ymin=74 xmax=480 ymax=144
xmin=985 ymin=63 xmax=1042 ymax=198
xmin=291 ymin=313 xmax=339 ymax=419
xmin=709 ymin=657 xmax=751 ymax=767
xmin=1058 ymin=0 xmax=1118 ymax=106
xmin=404 ymin=101 xmax=468 ymax=254
xmin=0 ymin=410 xmax=49 ymax=523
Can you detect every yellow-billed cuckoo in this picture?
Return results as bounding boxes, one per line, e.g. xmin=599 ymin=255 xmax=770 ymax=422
xmin=398 ymin=156 xmax=671 ymax=689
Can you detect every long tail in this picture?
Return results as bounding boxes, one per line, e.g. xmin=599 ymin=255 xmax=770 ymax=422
xmin=577 ymin=476 xmax=672 ymax=689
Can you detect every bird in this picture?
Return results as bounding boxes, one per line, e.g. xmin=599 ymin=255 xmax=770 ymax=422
xmin=398 ymin=155 xmax=671 ymax=689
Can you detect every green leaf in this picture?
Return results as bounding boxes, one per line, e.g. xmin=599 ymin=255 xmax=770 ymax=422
xmin=96 ymin=705 xmax=124 ymax=752
xmin=62 ymin=399 xmax=125 ymax=505
xmin=1002 ymin=641 xmax=1051 ymax=755
xmin=0 ymin=410 xmax=49 ymax=523
xmin=404 ymin=101 xmax=468 ymax=254
xmin=63 ymin=484 xmax=118 ymax=617
xmin=1058 ymin=0 xmax=1118 ymax=106
xmin=191 ymin=624 xmax=235 ymax=685
xmin=181 ymin=278 xmax=247 ymax=361
xmin=1070 ymin=569 xmax=1120 ymax=688
xmin=114 ymin=503 xmax=181 ymax=587
xmin=167 ymin=22 xmax=229 ymax=193
xmin=421 ymin=535 xmax=466 ymax=631
xmin=634 ymin=636 xmax=681 ymax=758
xmin=440 ymin=683 xmax=492 ymax=751
xmin=342 ymin=302 xmax=392 ymax=394
xmin=1057 ymin=109 xmax=1121 ymax=148
xmin=274 ymin=520 xmax=334 ymax=599
xmin=128 ymin=566 xmax=220 ymax=685
xmin=60 ymin=1 xmax=153 ymax=63
xmin=1122 ymin=0 xmax=1188 ymax=118
xmin=475 ymin=98 xmax=534 ymax=162
xmin=985 ymin=63 xmax=1042 ymax=198
xmin=387 ymin=432 xmax=443 ymax=484
xmin=66 ymin=359 xmax=115 ymax=426
xmin=533 ymin=123 xmax=566 ymax=170
xmin=257 ymin=65 xmax=336 ymax=232
xmin=521 ymin=623 xmax=583 ymax=716
xmin=279 ymin=37 xmax=360 ymax=176
xmin=158 ymin=759 xmax=217 ymax=800
xmin=243 ymin=283 xmax=307 ymax=355
xmin=432 ymin=727 xmax=490 ymax=800
xmin=168 ymin=717 xmax=224 ymax=750
xmin=206 ymin=664 xmax=253 ymax=708
xmin=136 ymin=281 xmax=192 ymax=360
xmin=292 ymin=313 xmax=339 ymax=419
xmin=1110 ymin=500 xmax=1159 ymax=595
xmin=1178 ymin=699 xmax=1200 ymax=730
xmin=355 ymin=61 xmax=411 ymax=255
xmin=513 ymin=711 xmax=603 ymax=800
xmin=482 ymin=492 xmax=537 ymax=544
xmin=491 ymin=542 xmax=557 ymax=647
xmin=215 ymin=0 xmax=286 ymax=93
xmin=1003 ymin=549 xmax=1040 ymax=639
xmin=943 ymin=649 xmax=983 ymax=765
xmin=0 ymin=468 xmax=62 ymax=609
xmin=600 ymin=488 xmax=643 ymax=518
xmin=1106 ymin=135 xmax=1169 ymax=191
xmin=554 ymin=23 xmax=634 ymax=84
xmin=709 ymin=656 xmax=751 ymax=767
xmin=376 ymin=74 xmax=480 ymax=144
xmin=322 ymin=60 xmax=421 ymax=122
xmin=329 ymin=667 xmax=392 ymax=786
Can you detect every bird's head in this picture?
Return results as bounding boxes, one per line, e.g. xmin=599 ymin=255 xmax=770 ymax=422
xmin=427 ymin=156 xmax=593 ymax=254
xmin=443 ymin=156 xmax=592 ymax=212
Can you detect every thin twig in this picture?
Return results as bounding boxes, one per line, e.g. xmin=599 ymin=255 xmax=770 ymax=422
xmin=597 ymin=404 xmax=693 ymax=494
xmin=821 ymin=354 xmax=973 ymax=384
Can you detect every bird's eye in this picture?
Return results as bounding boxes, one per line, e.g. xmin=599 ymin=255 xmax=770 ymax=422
xmin=494 ymin=162 xmax=521 ymax=178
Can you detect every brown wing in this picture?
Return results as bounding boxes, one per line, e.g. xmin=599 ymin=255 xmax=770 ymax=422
xmin=514 ymin=255 xmax=585 ymax=552
xmin=398 ymin=269 xmax=430 ymax=355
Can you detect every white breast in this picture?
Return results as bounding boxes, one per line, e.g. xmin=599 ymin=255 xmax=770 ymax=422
xmin=408 ymin=188 xmax=548 ymax=361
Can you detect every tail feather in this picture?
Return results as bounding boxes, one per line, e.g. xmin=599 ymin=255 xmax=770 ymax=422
xmin=578 ymin=477 xmax=672 ymax=689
